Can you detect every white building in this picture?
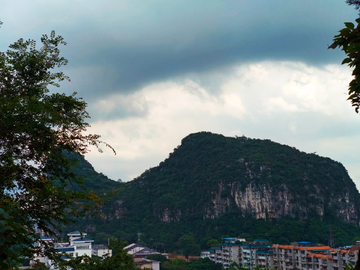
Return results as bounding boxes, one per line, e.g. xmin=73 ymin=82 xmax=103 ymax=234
xmin=92 ymin=245 xmax=112 ymax=258
xmin=31 ymin=231 xmax=95 ymax=269
xmin=67 ymin=231 xmax=93 ymax=258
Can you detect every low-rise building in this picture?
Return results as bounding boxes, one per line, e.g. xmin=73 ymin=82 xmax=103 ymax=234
xmin=31 ymin=231 xmax=95 ymax=269
xmin=92 ymin=244 xmax=112 ymax=257
xmin=124 ymin=243 xmax=160 ymax=270
xmin=200 ymin=250 xmax=211 ymax=259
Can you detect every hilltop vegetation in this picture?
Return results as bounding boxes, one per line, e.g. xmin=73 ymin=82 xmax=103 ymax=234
xmin=62 ymin=151 xmax=122 ymax=194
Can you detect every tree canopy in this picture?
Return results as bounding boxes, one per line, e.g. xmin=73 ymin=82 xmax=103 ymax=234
xmin=347 ymin=0 xmax=360 ymax=13
xmin=329 ymin=18 xmax=360 ymax=113
xmin=0 ymin=30 xmax=114 ymax=268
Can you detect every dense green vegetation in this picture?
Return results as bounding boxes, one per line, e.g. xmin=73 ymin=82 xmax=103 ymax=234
xmin=62 ymin=151 xmax=122 ymax=194
xmin=66 ymin=132 xmax=360 ymax=254
xmin=147 ymin=255 xmax=222 ymax=270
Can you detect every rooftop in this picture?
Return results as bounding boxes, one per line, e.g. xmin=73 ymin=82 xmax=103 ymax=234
xmin=56 ymin=247 xmax=75 ymax=253
xmin=93 ymin=245 xmax=110 ymax=250
xmin=67 ymin=230 xmax=87 ymax=236
xmin=40 ymin=236 xmax=53 ymax=241
xmin=72 ymin=237 xmax=94 ymax=242
xmin=124 ymin=243 xmax=159 ymax=256
xmin=254 ymin=239 xmax=269 ymax=242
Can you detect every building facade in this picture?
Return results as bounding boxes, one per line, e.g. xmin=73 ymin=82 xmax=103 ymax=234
xmin=207 ymin=239 xmax=360 ymax=270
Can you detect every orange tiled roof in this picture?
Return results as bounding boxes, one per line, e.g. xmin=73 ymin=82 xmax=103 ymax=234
xmin=278 ymin=245 xmax=292 ymax=250
xmin=272 ymin=244 xmax=277 ymax=248
xmin=349 ymin=245 xmax=360 ymax=254
xmin=307 ymin=246 xmax=331 ymax=251
xmin=314 ymin=254 xmax=330 ymax=259
xmin=340 ymin=250 xmax=349 ymax=254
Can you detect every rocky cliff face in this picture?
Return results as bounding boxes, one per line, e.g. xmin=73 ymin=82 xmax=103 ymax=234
xmin=206 ymin=181 xmax=358 ymax=224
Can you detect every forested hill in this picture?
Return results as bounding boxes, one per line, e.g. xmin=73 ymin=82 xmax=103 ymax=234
xmin=69 ymin=132 xmax=360 ymax=250
xmin=63 ymin=151 xmax=122 ymax=194
xmin=126 ymin=132 xmax=360 ymax=223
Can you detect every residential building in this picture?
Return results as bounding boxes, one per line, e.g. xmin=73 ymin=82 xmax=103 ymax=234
xmin=239 ymin=241 xmax=272 ymax=269
xmin=92 ymin=244 xmax=112 ymax=257
xmin=207 ymin=237 xmax=271 ymax=269
xmin=31 ymin=231 xmax=95 ymax=269
xmin=272 ymin=243 xmax=360 ymax=270
xmin=124 ymin=243 xmax=160 ymax=270
xmin=200 ymin=250 xmax=211 ymax=259
xmin=221 ymin=237 xmax=244 ymax=268
xmin=68 ymin=230 xmax=93 ymax=258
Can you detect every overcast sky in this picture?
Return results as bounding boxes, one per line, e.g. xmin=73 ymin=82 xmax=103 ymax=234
xmin=2 ymin=0 xmax=360 ymax=188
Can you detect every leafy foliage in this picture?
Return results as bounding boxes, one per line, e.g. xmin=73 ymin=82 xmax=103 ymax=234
xmin=62 ymin=151 xmax=122 ymax=194
xmin=179 ymin=235 xmax=200 ymax=259
xmin=160 ymin=257 xmax=222 ymax=270
xmin=347 ymin=0 xmax=360 ymax=14
xmin=0 ymin=31 xmax=114 ymax=268
xmin=227 ymin=262 xmax=247 ymax=270
xmin=329 ymin=18 xmax=360 ymax=112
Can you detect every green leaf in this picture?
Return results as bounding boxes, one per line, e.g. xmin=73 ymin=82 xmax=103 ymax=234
xmin=342 ymin=58 xmax=352 ymax=65
xmin=345 ymin=22 xmax=355 ymax=30
xmin=0 ymin=209 xmax=10 ymax=220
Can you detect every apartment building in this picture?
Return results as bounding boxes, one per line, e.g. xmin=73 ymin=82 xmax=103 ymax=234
xmin=208 ymin=238 xmax=272 ymax=268
xmin=239 ymin=243 xmax=272 ymax=269
xmin=272 ymin=244 xmax=360 ymax=270
xmin=206 ymin=238 xmax=360 ymax=270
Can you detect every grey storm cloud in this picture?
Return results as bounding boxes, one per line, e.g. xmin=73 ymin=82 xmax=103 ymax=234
xmin=1 ymin=0 xmax=358 ymax=100
xmin=55 ymin=0 xmax=357 ymax=98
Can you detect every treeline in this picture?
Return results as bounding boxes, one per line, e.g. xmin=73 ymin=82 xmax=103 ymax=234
xmin=75 ymin=212 xmax=360 ymax=253
xmin=147 ymin=255 xmax=222 ymax=270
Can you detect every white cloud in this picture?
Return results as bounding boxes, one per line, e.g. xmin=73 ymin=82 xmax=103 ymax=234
xmin=84 ymin=60 xmax=360 ymax=190
xmin=266 ymin=97 xmax=300 ymax=114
